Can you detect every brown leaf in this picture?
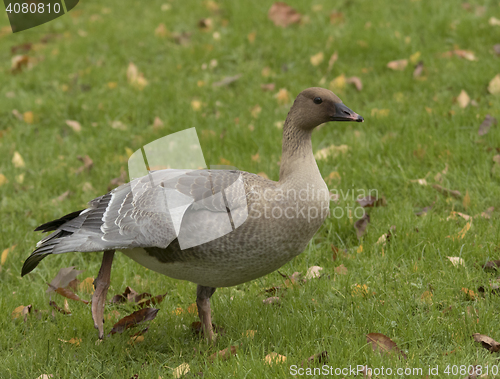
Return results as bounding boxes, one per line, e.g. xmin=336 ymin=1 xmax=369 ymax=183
xmin=494 ymin=44 xmax=500 ymax=56
xmin=75 ymin=155 xmax=93 ymax=175
xmin=261 ymin=83 xmax=275 ymax=91
xmin=461 ymin=287 xmax=476 ymax=300
xmin=301 ymin=351 xmax=328 ymax=367
xmin=387 ymin=59 xmax=408 ymax=71
xmin=268 ymin=2 xmax=301 ymax=27
xmin=109 ymin=308 xmax=159 ymax=335
xmin=478 ymin=114 xmax=497 ymax=136
xmin=54 ymin=287 xmax=89 ymax=304
xmin=263 ymin=296 xmax=281 ymax=305
xmin=415 ymin=205 xmax=432 ymax=216
xmin=46 ymin=267 xmax=84 ymax=293
xmin=356 ymin=196 xmax=386 ymax=208
xmin=366 ymin=333 xmax=407 ymax=359
xmin=209 ymin=345 xmax=238 ymax=362
xmin=329 ymin=11 xmax=344 ymax=24
xmin=11 ymin=55 xmax=30 ymax=72
xmin=482 ymin=260 xmax=500 ymax=271
xmin=198 ymin=18 xmax=213 ymax=30
xmin=413 ymin=61 xmax=424 ymax=78
xmin=212 ymin=74 xmax=242 ymax=87
xmin=49 ymin=300 xmax=71 ymax=315
xmin=346 ymin=76 xmax=363 ymax=91
xmin=432 ymin=184 xmax=461 ymax=198
xmin=11 ymin=42 xmax=32 ymax=54
xmin=479 ymin=206 xmax=494 ymax=219
xmin=354 ymin=213 xmax=370 ymax=238
xmin=12 ymin=304 xmax=32 ymax=321
xmin=334 ymin=264 xmax=348 ymax=275
xmin=472 ymin=333 xmax=500 ymax=352
xmin=172 ymin=32 xmax=192 ymax=45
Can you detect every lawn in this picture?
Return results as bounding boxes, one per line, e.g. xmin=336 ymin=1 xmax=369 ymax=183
xmin=1 ymin=0 xmax=500 ymax=377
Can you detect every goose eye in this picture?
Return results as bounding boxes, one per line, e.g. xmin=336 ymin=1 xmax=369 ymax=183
xmin=313 ymin=97 xmax=323 ymax=104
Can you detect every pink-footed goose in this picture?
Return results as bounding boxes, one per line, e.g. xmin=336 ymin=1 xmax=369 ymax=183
xmin=22 ymin=87 xmax=363 ymax=341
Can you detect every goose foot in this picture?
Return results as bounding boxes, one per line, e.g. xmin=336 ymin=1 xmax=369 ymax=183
xmin=196 ymin=285 xmax=217 ymax=343
xmin=91 ymin=250 xmax=115 ymax=339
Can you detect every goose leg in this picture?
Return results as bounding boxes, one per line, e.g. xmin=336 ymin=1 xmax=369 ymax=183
xmin=92 ymin=250 xmax=115 ymax=339
xmin=196 ymin=285 xmax=217 ymax=342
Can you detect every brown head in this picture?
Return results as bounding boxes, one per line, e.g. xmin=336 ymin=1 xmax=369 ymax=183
xmin=285 ymin=87 xmax=363 ymax=131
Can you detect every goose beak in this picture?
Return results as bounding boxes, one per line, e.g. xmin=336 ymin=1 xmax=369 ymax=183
xmin=331 ymin=103 xmax=364 ymax=122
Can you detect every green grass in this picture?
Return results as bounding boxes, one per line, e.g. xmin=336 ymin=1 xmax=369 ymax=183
xmin=1 ymin=0 xmax=500 ymax=377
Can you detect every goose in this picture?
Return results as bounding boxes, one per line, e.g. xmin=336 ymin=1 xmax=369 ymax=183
xmin=22 ymin=87 xmax=363 ymax=341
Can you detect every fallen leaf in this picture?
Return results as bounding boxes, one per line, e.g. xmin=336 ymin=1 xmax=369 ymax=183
xmin=54 ymin=287 xmax=89 ymax=304
xmin=314 ymin=144 xmax=348 ymax=160
xmin=346 ymin=76 xmax=363 ymax=91
xmin=1 ymin=245 xmax=16 ymax=265
xmin=75 ymin=155 xmax=93 ymax=174
xmin=432 ymin=184 xmax=461 ymax=198
xmin=387 ymin=59 xmax=408 ymax=71
xmin=263 ymin=296 xmax=281 ymax=305
xmin=327 ymin=51 xmax=338 ymax=73
xmin=305 ymin=266 xmax=323 ymax=279
xmin=152 ymin=116 xmax=164 ymax=130
xmin=301 ymin=351 xmax=328 ymax=367
xmin=261 ymin=83 xmax=275 ymax=91
xmin=172 ymin=363 xmax=190 ymax=378
xmin=462 ymin=190 xmax=471 ymax=210
xmin=447 ymin=211 xmax=471 ymax=221
xmin=329 ymin=74 xmax=346 ymax=92
xmin=366 ymin=333 xmax=407 ymax=359
xmin=11 ymin=55 xmax=30 ymax=72
xmin=247 ymin=31 xmax=256 ymax=43
xmin=172 ymin=31 xmax=192 ymax=45
xmin=12 ymin=151 xmax=25 ymax=168
xmin=65 ymin=120 xmax=82 ymax=133
xmin=126 ymin=62 xmax=148 ymax=90
xmin=78 ymin=277 xmax=94 ymax=293
xmin=457 ymin=90 xmax=470 ymax=108
xmin=310 ymin=52 xmax=324 ymax=66
xmin=58 ymin=337 xmax=81 ymax=346
xmin=494 ymin=44 xmax=500 ymax=56
xmin=478 ymin=114 xmax=497 ymax=136
xmin=265 ymin=352 xmax=287 ymax=365
xmin=0 ymin=173 xmax=7 ymax=187
xmin=482 ymin=260 xmax=500 ymax=271
xmin=46 ymin=267 xmax=84 ymax=293
xmin=11 ymin=42 xmax=32 ymax=54
xmin=488 ymin=74 xmax=500 ymax=95
xmin=447 ymin=256 xmax=465 ymax=267
xmin=50 ymin=300 xmax=71 ymax=315
xmin=410 ymin=178 xmax=428 ymax=186
xmin=212 ymin=74 xmax=242 ymax=87
xmin=191 ymin=100 xmax=202 ymax=111
xmin=198 ymin=18 xmax=212 ymax=30
xmin=209 ymin=346 xmax=238 ymax=362
xmin=352 ymin=283 xmax=369 ymax=297
xmin=457 ymin=221 xmax=471 ymax=239
xmin=489 ymin=17 xmax=500 ymax=26
xmin=23 ymin=111 xmax=34 ymax=124
xmin=11 ymin=304 xmax=32 ymax=321
xmin=329 ymin=11 xmax=344 ymax=24
xmin=420 ymin=290 xmax=433 ymax=304
xmin=250 ymin=104 xmax=262 ymax=118
xmin=356 ymin=196 xmax=386 ymax=208
xmin=275 ymin=88 xmax=290 ymax=105
xmin=155 ymin=23 xmax=169 ymax=37
xmin=461 ymin=287 xmax=476 ymax=300
xmin=110 ymin=308 xmax=159 ymax=334
xmin=334 ymin=264 xmax=348 ymax=275
xmin=478 ymin=206 xmax=494 ymax=219
xmin=354 ymin=213 xmax=370 ymax=238
xmin=52 ymin=190 xmax=71 ymax=204
xmin=243 ymin=330 xmax=256 ymax=338
xmin=473 ymin=333 xmax=500 ymax=352
xmin=268 ymin=2 xmax=301 ymax=27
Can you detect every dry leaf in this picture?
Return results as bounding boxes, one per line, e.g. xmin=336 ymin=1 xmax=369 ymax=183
xmin=12 ymin=151 xmax=25 ymax=168
xmin=387 ymin=59 xmax=408 ymax=71
xmin=52 ymin=190 xmax=71 ymax=204
xmin=488 ymin=74 xmax=500 ymax=95
xmin=172 ymin=363 xmax=190 ymax=378
xmin=75 ymin=155 xmax=93 ymax=174
xmin=247 ymin=31 xmax=256 ymax=43
xmin=410 ymin=178 xmax=428 ymax=186
xmin=463 ymin=190 xmax=470 ymax=209
xmin=265 ymin=352 xmax=287 ymax=365
xmin=54 ymin=287 xmax=89 ymax=304
xmin=346 ymin=76 xmax=363 ymax=91
xmin=479 ymin=206 xmax=494 ymax=219
xmin=457 ymin=90 xmax=470 ymax=108
xmin=329 ymin=74 xmax=346 ymax=92
xmin=58 ymin=337 xmax=81 ymax=346
xmin=12 ymin=304 xmax=32 ymax=321
xmin=263 ymin=296 xmax=281 ymax=305
xmin=65 ymin=120 xmax=81 ymax=132
xmin=46 ymin=267 xmax=84 ymax=293
xmin=305 ymin=266 xmax=323 ymax=279
xmin=334 ymin=264 xmax=348 ymax=275
xmin=447 ymin=211 xmax=471 ymax=221
xmin=155 ymin=23 xmax=169 ymax=37
xmin=261 ymin=83 xmax=275 ymax=91
xmin=494 ymin=44 xmax=500 ymax=56
xmin=461 ymin=287 xmax=476 ymax=300
xmin=11 ymin=55 xmax=30 ymax=72
xmin=126 ymin=62 xmax=148 ymax=90
xmin=110 ymin=308 xmax=159 ymax=334
xmin=209 ymin=346 xmax=238 ymax=362
xmin=473 ymin=333 xmax=500 ymax=352
xmin=79 ymin=277 xmax=94 ymax=293
xmin=354 ymin=214 xmax=370 ymax=238
xmin=268 ymin=2 xmax=301 ymax=27
xmin=329 ymin=11 xmax=344 ymax=24
xmin=457 ymin=221 xmax=471 ymax=239
xmin=314 ymin=144 xmax=348 ymax=160
xmin=212 ymin=74 xmax=242 ymax=87
xmin=432 ymin=184 xmax=461 ymax=198
xmin=1 ymin=245 xmax=16 ymax=265
xmin=478 ymin=114 xmax=497 ymax=136
xmin=191 ymin=100 xmax=202 ymax=111
xmin=366 ymin=333 xmax=407 ymax=359
xmin=0 ymin=173 xmax=7 ymax=187
xmin=250 ymin=104 xmax=262 ymax=118
xmin=275 ymin=88 xmax=290 ymax=105
xmin=50 ymin=300 xmax=71 ymax=315
xmin=489 ymin=17 xmax=500 ymax=26
xmin=352 ymin=284 xmax=368 ymax=297
xmin=310 ymin=52 xmax=324 ymax=66
xmin=243 ymin=330 xmax=256 ymax=338
xmin=420 ymin=290 xmax=433 ymax=304
xmin=356 ymin=196 xmax=386 ymax=208
xmin=327 ymin=51 xmax=338 ymax=72
xmin=23 ymin=111 xmax=34 ymax=124
xmin=413 ymin=61 xmax=424 ymax=78
xmin=301 ymin=351 xmax=328 ymax=367
xmin=447 ymin=256 xmax=465 ymax=267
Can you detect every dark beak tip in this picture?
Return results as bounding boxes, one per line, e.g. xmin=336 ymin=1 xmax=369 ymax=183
xmin=357 ymin=115 xmax=364 ymax=122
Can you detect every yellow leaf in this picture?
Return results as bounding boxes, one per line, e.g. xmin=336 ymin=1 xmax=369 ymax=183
xmin=264 ymin=352 xmax=287 ymax=365
xmin=187 ymin=303 xmax=198 ymax=315
xmin=463 ymin=190 xmax=470 ymax=210
xmin=489 ymin=17 xmax=500 ymax=26
xmin=357 ymin=245 xmax=363 ymax=253
xmin=409 ymin=51 xmax=421 ymax=64
xmin=127 ymin=62 xmax=148 ymax=90
xmin=16 ymin=173 xmax=24 ymax=184
xmin=128 ymin=335 xmax=144 ymax=345
xmin=387 ymin=59 xmax=408 ymax=70
xmin=191 ymin=100 xmax=202 ymax=111
xmin=488 ymin=74 xmax=500 ymax=95
xmin=12 ymin=151 xmax=25 ymax=168
xmin=172 ymin=307 xmax=184 ymax=315
xmin=329 ymin=74 xmax=346 ymax=92
xmin=78 ymin=277 xmax=94 ymax=294
xmin=23 ymin=111 xmax=34 ymax=124
xmin=155 ymin=23 xmax=169 ymax=37
xmin=461 ymin=287 xmax=476 ymax=300
xmin=457 ymin=222 xmax=471 ymax=239
xmin=243 ymin=330 xmax=256 ymax=338
xmin=0 ymin=173 xmax=7 ymax=187
xmin=457 ymin=90 xmax=470 ymax=108
xmin=310 ymin=51 xmax=324 ymax=66
xmin=251 ymin=153 xmax=260 ymax=162
xmin=1 ymin=245 xmax=15 ymax=265
xmin=58 ymin=338 xmax=81 ymax=346
xmin=107 ymin=82 xmax=117 ymax=89
xmin=172 ymin=363 xmax=190 ymax=379
xmin=420 ymin=291 xmax=433 ymax=304
xmin=352 ymin=284 xmax=368 ymax=297
xmin=261 ymin=66 xmax=271 ymax=77
xmin=275 ymin=88 xmax=290 ymax=106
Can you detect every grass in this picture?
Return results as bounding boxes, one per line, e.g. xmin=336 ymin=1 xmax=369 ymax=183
xmin=1 ymin=0 xmax=500 ymax=377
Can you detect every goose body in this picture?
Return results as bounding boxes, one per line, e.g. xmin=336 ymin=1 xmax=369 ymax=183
xmin=23 ymin=87 xmax=363 ymax=340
